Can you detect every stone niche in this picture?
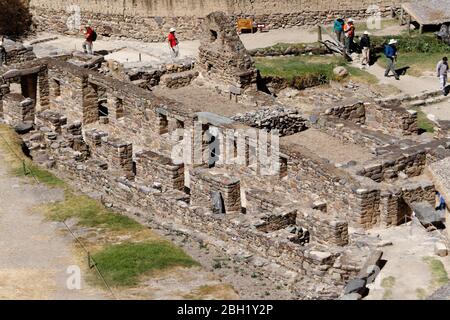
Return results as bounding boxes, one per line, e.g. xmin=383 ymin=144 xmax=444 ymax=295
xmin=197 ymin=11 xmax=257 ymax=89
xmin=135 ymin=150 xmax=185 ymax=191
xmin=190 ymin=167 xmax=242 ymax=214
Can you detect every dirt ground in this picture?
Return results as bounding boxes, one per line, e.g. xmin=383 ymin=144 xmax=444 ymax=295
xmin=365 ymin=221 xmax=450 ymax=300
xmin=0 ymin=152 xmax=107 ymax=299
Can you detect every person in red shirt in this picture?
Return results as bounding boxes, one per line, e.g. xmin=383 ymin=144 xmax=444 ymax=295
xmin=168 ymin=27 xmax=179 ymax=59
xmin=82 ymin=23 xmax=94 ymax=55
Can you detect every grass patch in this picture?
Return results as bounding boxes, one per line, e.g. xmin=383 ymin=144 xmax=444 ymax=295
xmin=381 ymin=276 xmax=396 ymax=300
xmin=183 ymin=284 xmax=237 ymax=300
xmin=92 ymin=242 xmax=199 ymax=287
xmin=412 ymin=107 xmax=436 ymax=133
xmin=256 ymin=55 xmax=377 ymax=87
xmin=0 ymin=124 xmax=64 ymax=187
xmin=423 ymin=256 xmax=449 ymax=288
xmin=45 ymin=192 xmax=143 ymax=232
xmin=416 ymin=288 xmax=427 ymax=300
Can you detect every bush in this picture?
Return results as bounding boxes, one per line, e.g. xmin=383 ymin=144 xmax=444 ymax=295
xmin=371 ymin=34 xmax=450 ymax=54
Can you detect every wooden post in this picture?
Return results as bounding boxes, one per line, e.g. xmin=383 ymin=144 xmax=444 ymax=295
xmin=419 ymin=24 xmax=424 ymax=34
xmin=408 ymin=15 xmax=411 ymax=35
xmin=318 ymin=25 xmax=322 ymax=42
xmin=400 ymin=8 xmax=404 ymax=25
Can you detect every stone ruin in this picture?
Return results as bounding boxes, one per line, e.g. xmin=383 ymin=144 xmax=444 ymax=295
xmin=198 ymin=12 xmax=258 ymax=90
xmin=1 ymin=11 xmax=450 ymax=300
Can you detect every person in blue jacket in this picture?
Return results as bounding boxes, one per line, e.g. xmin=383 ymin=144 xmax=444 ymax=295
xmin=333 ymin=18 xmax=345 ymax=44
xmin=384 ymin=39 xmax=400 ymax=80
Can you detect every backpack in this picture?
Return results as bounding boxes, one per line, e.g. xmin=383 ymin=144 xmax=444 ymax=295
xmin=92 ymin=30 xmax=97 ymax=42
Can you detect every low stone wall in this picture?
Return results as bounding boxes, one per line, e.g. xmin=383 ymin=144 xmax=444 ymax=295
xmin=324 ymin=101 xmax=366 ymax=125
xmin=160 ymin=70 xmax=199 ymax=89
xmin=135 ymin=150 xmax=185 ymax=191
xmin=249 ymin=43 xmax=329 ymax=57
xmin=313 ymin=116 xmax=395 ymax=150
xmin=2 ymin=93 xmax=34 ymax=126
xmin=232 ymin=106 xmax=308 ymax=136
xmin=2 ymin=40 xmax=36 ymax=65
xmin=366 ymin=103 xmax=418 ymax=135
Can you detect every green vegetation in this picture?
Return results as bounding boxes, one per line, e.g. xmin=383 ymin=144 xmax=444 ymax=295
xmin=373 ymin=34 xmax=450 ymax=76
xmin=412 ymin=107 xmax=436 ymax=133
xmin=255 ymin=55 xmax=378 ymax=88
xmin=423 ymin=256 xmax=449 ymax=288
xmin=381 ymin=276 xmax=396 ymax=300
xmin=46 ymin=193 xmax=143 ymax=232
xmin=416 ymin=288 xmax=427 ymax=300
xmin=93 ymin=242 xmax=199 ymax=287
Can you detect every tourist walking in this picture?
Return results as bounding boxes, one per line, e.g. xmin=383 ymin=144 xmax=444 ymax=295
xmin=384 ymin=39 xmax=399 ymax=80
xmin=436 ymin=57 xmax=448 ymax=96
xmin=344 ymin=18 xmax=355 ymax=54
xmin=360 ymin=31 xmax=371 ymax=67
xmin=82 ymin=23 xmax=95 ymax=55
xmin=333 ymin=18 xmax=345 ymax=44
xmin=168 ymin=27 xmax=179 ymax=60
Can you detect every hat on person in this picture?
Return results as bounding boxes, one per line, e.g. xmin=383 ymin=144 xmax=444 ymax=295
xmin=347 ymin=18 xmax=354 ymax=23
xmin=388 ymin=39 xmax=398 ymax=45
xmin=170 ymin=27 xmax=176 ymax=32
xmin=364 ymin=31 xmax=370 ymax=35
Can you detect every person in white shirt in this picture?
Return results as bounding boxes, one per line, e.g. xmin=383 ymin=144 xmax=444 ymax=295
xmin=436 ymin=57 xmax=448 ymax=96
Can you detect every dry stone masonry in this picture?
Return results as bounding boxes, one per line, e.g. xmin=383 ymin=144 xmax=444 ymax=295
xmin=2 ymin=9 xmax=450 ymax=299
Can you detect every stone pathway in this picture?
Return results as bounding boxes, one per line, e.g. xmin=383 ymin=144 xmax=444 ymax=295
xmin=0 ymin=152 xmax=108 ymax=300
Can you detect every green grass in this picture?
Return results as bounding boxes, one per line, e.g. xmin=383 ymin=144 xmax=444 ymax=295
xmin=92 ymin=242 xmax=199 ymax=286
xmin=45 ymin=192 xmax=143 ymax=232
xmin=255 ymin=55 xmax=378 ymax=87
xmin=381 ymin=276 xmax=396 ymax=300
xmin=412 ymin=107 xmax=436 ymax=133
xmin=423 ymin=256 xmax=449 ymax=288
xmin=0 ymin=124 xmax=64 ymax=188
xmin=416 ymin=288 xmax=427 ymax=300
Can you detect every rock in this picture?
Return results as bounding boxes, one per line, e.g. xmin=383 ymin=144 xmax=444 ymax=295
xmin=377 ymin=240 xmax=393 ymax=248
xmin=341 ymin=293 xmax=362 ymax=300
xmin=14 ymin=122 xmax=33 ymax=134
xmin=344 ymin=278 xmax=367 ymax=295
xmin=333 ymin=66 xmax=349 ymax=78
xmin=435 ymin=242 xmax=448 ymax=257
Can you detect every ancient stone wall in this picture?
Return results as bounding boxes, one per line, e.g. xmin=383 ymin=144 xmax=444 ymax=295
xmin=324 ymin=101 xmax=366 ymax=125
xmin=29 ymin=0 xmax=402 ymax=42
xmin=366 ymin=103 xmax=418 ymax=135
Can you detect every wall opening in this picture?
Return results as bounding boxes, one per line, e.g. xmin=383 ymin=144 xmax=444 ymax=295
xmin=158 ymin=113 xmax=169 ymax=134
xmin=209 ymin=30 xmax=218 ymax=42
xmin=52 ymin=78 xmax=61 ymax=98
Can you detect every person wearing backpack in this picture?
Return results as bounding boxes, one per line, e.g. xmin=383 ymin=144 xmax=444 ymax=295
xmin=82 ymin=23 xmax=96 ymax=55
xmin=333 ymin=18 xmax=345 ymax=44
xmin=384 ymin=39 xmax=399 ymax=80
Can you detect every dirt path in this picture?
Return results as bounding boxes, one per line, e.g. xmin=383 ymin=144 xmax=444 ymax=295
xmin=0 ymin=152 xmax=108 ymax=300
xmin=365 ymin=221 xmax=450 ymax=300
xmin=356 ymin=62 xmax=439 ymax=96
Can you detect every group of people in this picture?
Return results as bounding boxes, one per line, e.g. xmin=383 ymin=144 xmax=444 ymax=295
xmin=80 ymin=23 xmax=180 ymax=60
xmin=333 ymin=18 xmax=372 ymax=67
